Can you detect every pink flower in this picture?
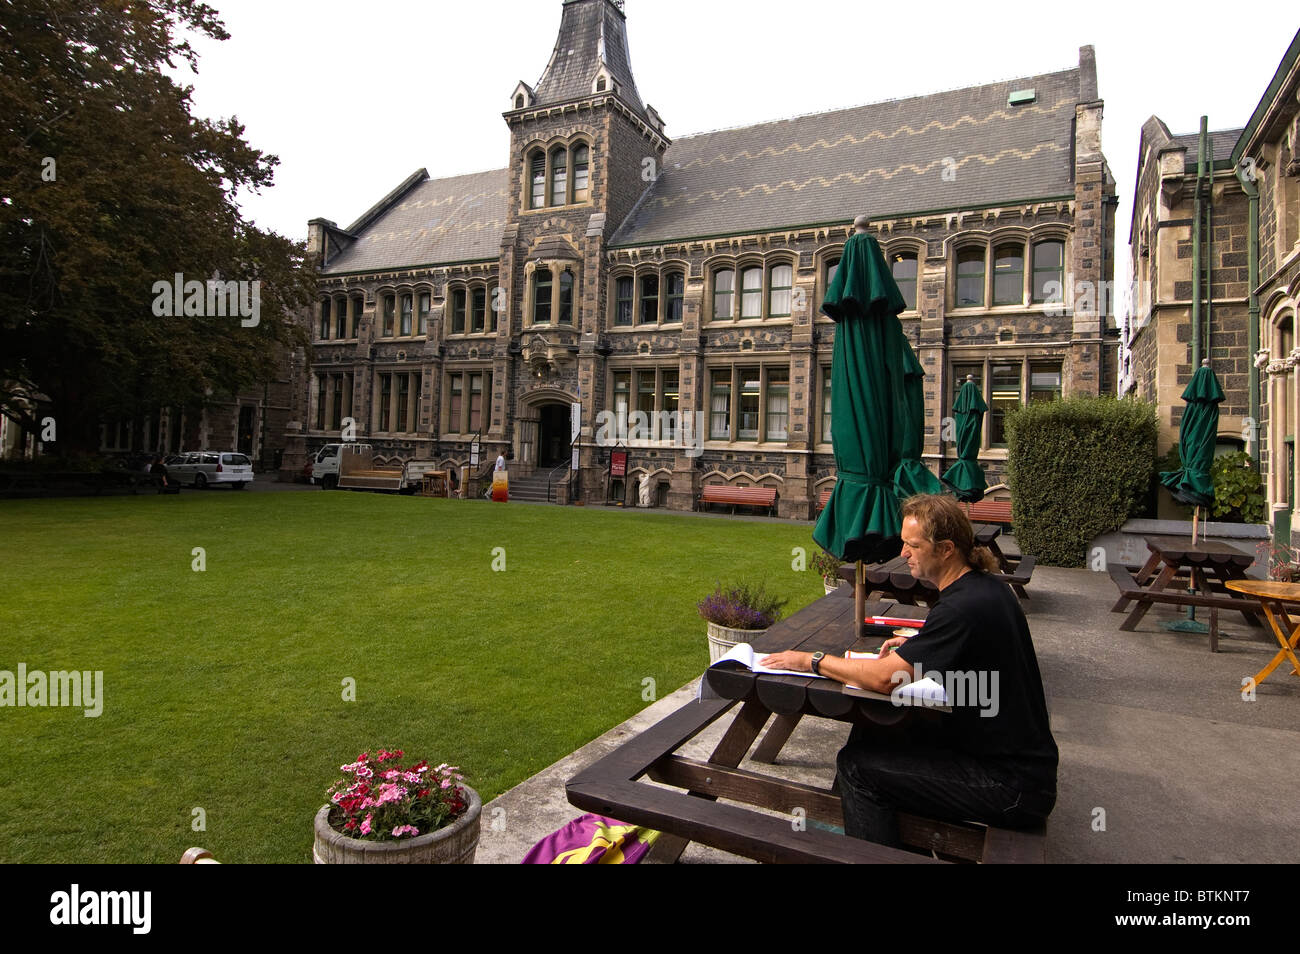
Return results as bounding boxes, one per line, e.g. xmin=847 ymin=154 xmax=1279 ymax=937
xmin=392 ymin=825 xmax=419 ymax=837
xmin=403 ymin=772 xmax=420 ymax=784
xmin=440 ymin=779 xmax=451 ymax=789
xmin=360 ymin=814 xmax=373 ymax=836
xmin=382 ymin=769 xmax=401 ymax=780
xmin=355 ymin=766 xmax=373 ymax=779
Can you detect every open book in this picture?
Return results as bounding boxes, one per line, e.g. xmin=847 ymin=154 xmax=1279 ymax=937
xmin=707 ymin=643 xmax=948 ymax=704
xmin=709 ymin=642 xmax=829 ymax=678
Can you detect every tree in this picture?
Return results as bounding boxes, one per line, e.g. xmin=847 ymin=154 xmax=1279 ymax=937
xmin=0 ymin=0 xmax=312 ymax=455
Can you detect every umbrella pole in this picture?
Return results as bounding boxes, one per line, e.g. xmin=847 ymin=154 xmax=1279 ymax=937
xmin=855 ymin=560 xmax=865 ymax=641
xmin=1192 ymin=506 xmax=1199 ymax=546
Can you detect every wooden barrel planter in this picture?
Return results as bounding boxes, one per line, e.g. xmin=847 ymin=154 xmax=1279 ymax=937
xmin=312 ymin=785 xmax=482 ymax=864
xmin=706 ymin=622 xmax=767 ymax=662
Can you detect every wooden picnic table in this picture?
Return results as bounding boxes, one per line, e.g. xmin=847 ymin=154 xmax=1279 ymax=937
xmin=1224 ymin=580 xmax=1300 ymax=691
xmin=565 ymin=590 xmax=1045 ymax=864
xmin=1109 ymin=535 xmax=1263 ymax=651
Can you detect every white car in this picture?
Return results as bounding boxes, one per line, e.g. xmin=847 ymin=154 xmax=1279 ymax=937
xmin=170 ymin=451 xmax=253 ymax=489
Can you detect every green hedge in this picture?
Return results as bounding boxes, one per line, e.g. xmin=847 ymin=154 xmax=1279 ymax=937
xmin=1005 ymin=396 xmax=1158 ymax=567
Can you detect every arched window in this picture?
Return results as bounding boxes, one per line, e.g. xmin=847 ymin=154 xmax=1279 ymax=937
xmin=558 ymin=269 xmax=574 ymax=324
xmin=319 ymin=299 xmax=331 ymax=339
xmin=993 ymin=243 xmax=1024 ymax=305
xmin=451 ymin=288 xmax=467 ymax=334
xmin=549 ymin=146 xmax=568 ymax=206
xmin=471 ymin=287 xmax=487 ymax=333
xmin=891 ymin=252 xmax=918 ymax=311
xmin=399 ymin=293 xmax=413 ymax=336
xmin=533 ymin=268 xmax=552 ymax=324
xmin=334 ymin=297 xmax=347 ymax=338
xmin=529 ymin=151 xmax=545 ymax=209
xmin=1031 ymin=240 xmax=1065 ymax=304
xmin=614 ymin=275 xmax=633 ymax=326
xmin=573 ymin=145 xmax=590 ymax=202
xmin=713 ymin=268 xmax=735 ymax=319
xmin=740 ymin=267 xmax=763 ymax=318
xmin=382 ymin=294 xmax=396 ymax=336
xmin=596 ymin=76 xmax=607 ymax=92
xmin=664 ymin=271 xmax=684 ymax=323
xmin=638 ymin=273 xmax=659 ymax=324
xmin=956 ymin=248 xmax=985 ymax=307
xmin=769 ymin=264 xmax=793 ymax=317
xmin=515 ymin=94 xmax=525 ymax=109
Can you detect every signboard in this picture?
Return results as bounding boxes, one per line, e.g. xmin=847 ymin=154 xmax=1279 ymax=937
xmin=610 ymin=450 xmax=627 ymax=478
xmin=571 ymin=446 xmax=579 ymax=471
xmin=470 ymin=440 xmax=480 ymax=467
xmin=570 ymin=402 xmax=581 ymax=443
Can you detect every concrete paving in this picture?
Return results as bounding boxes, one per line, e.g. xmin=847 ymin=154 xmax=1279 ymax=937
xmin=476 ymin=562 xmax=1300 ymax=864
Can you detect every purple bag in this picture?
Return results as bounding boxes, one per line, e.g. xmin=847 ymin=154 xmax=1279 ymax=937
xmin=521 ymin=813 xmax=660 ymax=864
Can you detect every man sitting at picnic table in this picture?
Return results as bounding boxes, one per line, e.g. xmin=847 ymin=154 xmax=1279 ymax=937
xmin=761 ymin=493 xmax=1057 ymax=849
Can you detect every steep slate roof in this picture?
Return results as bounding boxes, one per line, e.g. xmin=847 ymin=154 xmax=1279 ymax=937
xmin=611 ymin=67 xmax=1084 ymax=247
xmin=1169 ymin=128 xmax=1242 ymax=164
xmin=534 ymin=0 xmax=645 ymax=115
xmin=321 ymin=168 xmax=508 ymax=274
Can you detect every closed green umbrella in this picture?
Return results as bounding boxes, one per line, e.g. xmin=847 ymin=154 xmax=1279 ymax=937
xmin=1159 ymin=359 xmax=1223 ymax=517
xmin=813 ymin=230 xmax=933 ymax=636
xmin=941 ymin=375 xmax=989 ymax=503
xmin=895 ymin=357 xmax=946 ymax=500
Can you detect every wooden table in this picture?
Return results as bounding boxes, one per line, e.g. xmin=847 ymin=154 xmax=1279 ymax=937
xmin=565 ymin=591 xmax=1045 ymax=863
xmin=1225 ymin=580 xmax=1300 ymax=691
xmin=1109 ymin=536 xmax=1262 ymax=651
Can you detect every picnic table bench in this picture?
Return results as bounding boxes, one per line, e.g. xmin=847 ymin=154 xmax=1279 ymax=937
xmin=816 ymin=488 xmax=832 ymax=514
xmin=1108 ymin=536 xmax=1269 ymax=651
xmin=967 ymin=499 xmax=1013 ymax=526
xmin=697 ymin=484 xmax=777 ymax=516
xmin=565 ymin=590 xmax=1048 ymax=863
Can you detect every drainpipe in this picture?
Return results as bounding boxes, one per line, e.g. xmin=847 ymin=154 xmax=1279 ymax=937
xmin=1192 ymin=116 xmax=1206 ymax=370
xmin=1204 ymin=123 xmax=1213 ymax=364
xmin=1233 ymin=158 xmax=1261 ymax=471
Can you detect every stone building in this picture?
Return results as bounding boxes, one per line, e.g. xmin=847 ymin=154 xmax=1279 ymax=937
xmin=1122 ymin=118 xmax=1251 ymax=519
xmin=1122 ymin=29 xmax=1299 ymax=533
xmin=289 ymin=0 xmax=1118 ymax=516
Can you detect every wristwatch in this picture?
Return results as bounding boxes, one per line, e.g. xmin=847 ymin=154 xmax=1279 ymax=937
xmin=810 ymin=651 xmax=825 ymax=674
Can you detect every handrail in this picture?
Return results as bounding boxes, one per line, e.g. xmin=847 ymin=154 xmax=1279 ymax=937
xmin=545 ymin=460 xmax=572 ymax=504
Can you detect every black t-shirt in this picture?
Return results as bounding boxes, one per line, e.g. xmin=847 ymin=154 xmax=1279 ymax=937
xmin=895 ymin=569 xmax=1058 ymax=787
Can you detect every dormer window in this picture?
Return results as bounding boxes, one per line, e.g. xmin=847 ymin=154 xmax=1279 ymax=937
xmin=515 ymin=94 xmax=525 ymax=109
xmin=595 ymin=76 xmax=607 ymax=92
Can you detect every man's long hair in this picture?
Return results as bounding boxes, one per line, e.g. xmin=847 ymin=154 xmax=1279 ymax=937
xmin=900 ymin=494 xmax=1000 ymax=572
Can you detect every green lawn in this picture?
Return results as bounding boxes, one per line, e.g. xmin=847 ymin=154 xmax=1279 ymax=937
xmin=0 ymin=491 xmax=823 ymax=862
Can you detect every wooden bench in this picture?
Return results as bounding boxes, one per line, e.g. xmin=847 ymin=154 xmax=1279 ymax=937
xmin=967 ymin=499 xmax=1013 ymax=526
xmin=992 ymin=554 xmax=1036 ymax=600
xmin=698 ymin=484 xmax=777 ymax=517
xmin=816 ymin=488 xmax=832 ymax=514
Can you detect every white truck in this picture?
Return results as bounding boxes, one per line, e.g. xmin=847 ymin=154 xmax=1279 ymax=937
xmin=310 ymin=443 xmax=442 ymax=493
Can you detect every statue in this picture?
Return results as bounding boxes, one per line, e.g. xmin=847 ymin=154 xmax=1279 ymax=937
xmin=638 ymin=473 xmax=651 ymax=508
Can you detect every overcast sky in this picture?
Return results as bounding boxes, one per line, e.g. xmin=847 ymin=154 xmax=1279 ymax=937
xmin=176 ymin=0 xmax=1296 ymax=299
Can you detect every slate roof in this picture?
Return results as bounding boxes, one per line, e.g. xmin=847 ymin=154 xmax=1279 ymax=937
xmin=321 ymin=168 xmax=508 ymax=275
xmin=534 ymin=0 xmax=645 ymax=116
xmin=1169 ymin=128 xmax=1242 ymax=164
xmin=611 ymin=67 xmax=1085 ymax=247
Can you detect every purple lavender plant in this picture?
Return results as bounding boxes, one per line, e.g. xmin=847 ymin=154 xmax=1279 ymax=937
xmin=697 ymin=583 xmax=787 ymax=630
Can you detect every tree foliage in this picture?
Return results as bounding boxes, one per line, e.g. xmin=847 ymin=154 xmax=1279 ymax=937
xmin=0 ymin=0 xmax=312 ymax=453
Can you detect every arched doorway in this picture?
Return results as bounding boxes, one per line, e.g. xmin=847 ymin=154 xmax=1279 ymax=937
xmin=537 ymin=403 xmax=569 ymax=468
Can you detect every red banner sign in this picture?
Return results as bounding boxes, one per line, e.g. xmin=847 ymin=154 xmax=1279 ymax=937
xmin=610 ymin=451 xmax=627 ymax=478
